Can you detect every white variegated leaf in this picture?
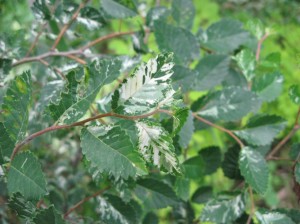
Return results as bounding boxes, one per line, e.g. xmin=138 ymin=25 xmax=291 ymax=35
xmin=113 ymin=53 xmax=176 ymax=115
xmin=136 ymin=120 xmax=180 ymax=173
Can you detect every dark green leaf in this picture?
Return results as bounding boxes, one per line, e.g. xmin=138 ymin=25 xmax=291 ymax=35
xmin=289 ymin=143 xmax=300 ymax=160
xmin=234 ymin=115 xmax=286 ymax=146
xmin=182 ymin=155 xmax=204 ymax=179
xmin=175 ymin=177 xmax=190 ymax=201
xmin=99 ymin=194 xmax=138 ymax=224
xmin=143 ymin=212 xmax=159 ymax=224
xmin=8 ymin=193 xmax=36 ymax=219
xmin=33 ymin=206 xmax=65 ymax=224
xmin=132 ymin=30 xmax=149 ymax=54
xmin=0 ymin=122 xmax=14 ymax=164
xmin=200 ymin=193 xmax=246 ymax=223
xmin=135 ymin=178 xmax=179 ymax=210
xmin=81 ymin=125 xmax=147 ymax=180
xmin=255 ymin=210 xmax=295 ymax=224
xmin=289 ymin=85 xmax=300 ymax=105
xmin=2 ymin=71 xmax=32 ymax=142
xmin=172 ymin=201 xmax=195 ymax=223
xmin=7 ymin=152 xmax=47 ymax=200
xmin=77 ymin=6 xmax=105 ymax=30
xmin=192 ymin=54 xmax=230 ymax=91
xmin=154 ymin=22 xmax=199 ymax=64
xmin=191 ymin=186 xmax=213 ymax=204
xmin=233 ymin=48 xmax=256 ymax=81
xmin=239 ymin=147 xmax=269 ymax=195
xmin=222 ymin=145 xmax=243 ymax=180
xmin=222 ymin=68 xmax=248 ymax=89
xmin=199 ymin=146 xmax=221 ymax=175
xmin=172 ymin=108 xmax=189 ymax=137
xmin=171 ymin=0 xmax=195 ymax=30
xmin=252 ymin=71 xmax=284 ymax=102
xmin=101 ymin=0 xmax=138 ymax=19
xmin=273 ymin=209 xmax=300 ymax=223
xmin=199 ymin=19 xmax=249 ymax=53
xmin=198 ymin=86 xmax=260 ymax=121
xmin=0 ymin=58 xmax=12 ymax=82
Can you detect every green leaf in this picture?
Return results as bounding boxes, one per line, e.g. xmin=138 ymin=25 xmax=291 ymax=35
xmin=136 ymin=120 xmax=180 ymax=173
xmin=33 ymin=206 xmax=65 ymax=224
xmin=255 ymin=210 xmax=295 ymax=224
xmin=48 ymin=59 xmax=121 ymax=124
xmin=171 ymin=65 xmax=196 ymax=93
xmin=154 ymin=22 xmax=199 ymax=64
xmin=135 ymin=178 xmax=179 ymax=210
xmin=199 ymin=19 xmax=250 ymax=54
xmin=182 ymin=155 xmax=204 ymax=179
xmin=234 ymin=115 xmax=286 ymax=146
xmin=199 ymin=146 xmax=221 ymax=175
xmin=146 ymin=6 xmax=170 ymax=29
xmin=178 ymin=110 xmax=194 ymax=148
xmin=143 ymin=212 xmax=159 ymax=224
xmin=246 ymin=19 xmax=265 ymax=40
xmin=198 ymin=86 xmax=260 ymax=121
xmin=0 ymin=122 xmax=14 ymax=164
xmin=172 ymin=108 xmax=189 ymax=136
xmin=98 ymin=194 xmax=138 ymax=224
xmin=8 ymin=192 xmax=36 ymax=219
xmin=113 ymin=53 xmax=175 ymax=115
xmin=81 ymin=125 xmax=147 ymax=180
xmin=252 ymin=71 xmax=284 ymax=102
xmin=200 ymin=193 xmax=246 ymax=223
xmin=171 ymin=0 xmax=195 ymax=30
xmin=191 ymin=186 xmax=213 ymax=204
xmin=273 ymin=209 xmax=300 ymax=224
xmin=192 ymin=54 xmax=230 ymax=91
xmin=294 ymin=163 xmax=300 ymax=184
xmin=101 ymin=0 xmax=137 ymax=19
xmin=289 ymin=143 xmax=300 ymax=160
xmin=0 ymin=58 xmax=12 ymax=82
xmin=172 ymin=201 xmax=195 ymax=223
xmin=175 ymin=177 xmax=190 ymax=201
xmin=239 ymin=147 xmax=269 ymax=195
xmin=233 ymin=48 xmax=256 ymax=81
xmin=222 ymin=145 xmax=243 ymax=180
xmin=7 ymin=152 xmax=47 ymax=200
xmin=2 ymin=71 xmax=32 ymax=142
xmin=289 ymin=85 xmax=300 ymax=105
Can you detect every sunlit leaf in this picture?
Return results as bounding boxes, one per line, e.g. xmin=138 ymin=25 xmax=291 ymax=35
xmin=233 ymin=48 xmax=256 ymax=81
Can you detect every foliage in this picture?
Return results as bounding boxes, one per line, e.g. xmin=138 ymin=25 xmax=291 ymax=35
xmin=1 ymin=0 xmax=300 ymax=223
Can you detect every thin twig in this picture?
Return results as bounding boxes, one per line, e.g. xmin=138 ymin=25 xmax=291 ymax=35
xmin=192 ymin=113 xmax=245 ymax=148
xmin=65 ymin=54 xmax=87 ymax=65
xmin=51 ymin=0 xmax=90 ymax=50
xmin=256 ymin=33 xmax=269 ymax=61
xmin=267 ymin=107 xmax=300 ymax=159
xmin=246 ymin=187 xmax=255 ymax=224
xmin=64 ymin=186 xmax=111 ymax=218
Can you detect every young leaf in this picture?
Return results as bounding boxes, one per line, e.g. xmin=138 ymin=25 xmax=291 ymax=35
xmin=192 ymin=54 xmax=230 ymax=91
xmin=234 ymin=114 xmax=286 ymax=146
xmin=136 ymin=120 xmax=180 ymax=173
xmin=101 ymin=0 xmax=138 ymax=19
xmin=7 ymin=152 xmax=47 ymax=200
xmin=81 ymin=125 xmax=147 ymax=180
xmin=113 ymin=53 xmax=175 ymax=115
xmin=154 ymin=22 xmax=199 ymax=64
xmin=289 ymin=85 xmax=300 ymax=105
xmin=239 ymin=147 xmax=269 ymax=195
xmin=199 ymin=19 xmax=250 ymax=53
xmin=233 ymin=48 xmax=256 ymax=81
xmin=171 ymin=0 xmax=195 ymax=30
xmin=2 ymin=71 xmax=32 ymax=142
xmin=198 ymin=86 xmax=260 ymax=121
xmin=33 ymin=206 xmax=65 ymax=224
xmin=135 ymin=178 xmax=179 ymax=210
xmin=252 ymin=71 xmax=284 ymax=102
xmin=200 ymin=193 xmax=246 ymax=223
xmin=255 ymin=210 xmax=295 ymax=224
xmin=48 ymin=59 xmax=121 ymax=124
xmin=98 ymin=194 xmax=138 ymax=224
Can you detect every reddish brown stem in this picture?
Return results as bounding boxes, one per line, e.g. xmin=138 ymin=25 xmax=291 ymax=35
xmin=192 ymin=113 xmax=245 ymax=148
xmin=256 ymin=33 xmax=269 ymax=61
xmin=64 ymin=186 xmax=111 ymax=218
xmin=51 ymin=0 xmax=90 ymax=51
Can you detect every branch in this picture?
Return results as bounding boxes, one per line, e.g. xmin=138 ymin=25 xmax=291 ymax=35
xmin=10 ymin=109 xmax=170 ymax=161
xmin=64 ymin=186 xmax=111 ymax=218
xmin=267 ymin=107 xmax=300 ymax=160
xmin=51 ymin=0 xmax=90 ymax=51
xmin=256 ymin=33 xmax=269 ymax=61
xmin=192 ymin=113 xmax=245 ymax=148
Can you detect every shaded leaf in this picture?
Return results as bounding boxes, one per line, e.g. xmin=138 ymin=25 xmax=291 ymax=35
xmin=172 ymin=201 xmax=195 ymax=223
xmin=289 ymin=85 xmax=300 ymax=105
xmin=289 ymin=143 xmax=300 ymax=160
xmin=252 ymin=71 xmax=284 ymax=102
xmin=234 ymin=114 xmax=286 ymax=146
xmin=199 ymin=19 xmax=249 ymax=53
xmin=154 ymin=22 xmax=199 ymax=64
xmin=8 ymin=193 xmax=36 ymax=219
xmin=136 ymin=120 xmax=180 ymax=173
xmin=135 ymin=178 xmax=179 ymax=210
xmin=172 ymin=107 xmax=189 ymax=137
xmin=171 ymin=65 xmax=196 ymax=93
xmin=191 ymin=186 xmax=213 ymax=204
xmin=2 ymin=71 xmax=32 ymax=142
xmin=171 ymin=0 xmax=195 ymax=30
xmin=0 ymin=122 xmax=14 ymax=164
xmin=7 ymin=152 xmax=47 ymax=200
xmin=294 ymin=162 xmax=300 ymax=184
xmin=199 ymin=146 xmax=221 ymax=175
xmin=239 ymin=147 xmax=269 ymax=195
xmin=222 ymin=145 xmax=243 ymax=180
xmin=33 ymin=206 xmax=65 ymax=224
xmin=182 ymin=155 xmax=204 ymax=179
xmin=81 ymin=125 xmax=147 ymax=180
xmin=200 ymin=193 xmax=246 ymax=223
xmin=178 ymin=110 xmax=194 ymax=148
xmin=101 ymin=0 xmax=137 ymax=19
xmin=192 ymin=54 xmax=230 ymax=91
xmin=175 ymin=177 xmax=190 ymax=201
xmin=143 ymin=212 xmax=159 ymax=224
